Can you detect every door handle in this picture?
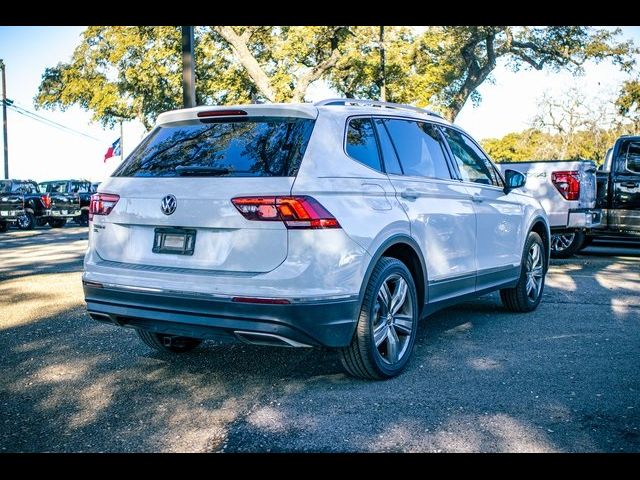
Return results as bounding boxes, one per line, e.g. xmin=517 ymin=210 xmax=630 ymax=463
xmin=471 ymin=193 xmax=484 ymax=203
xmin=621 ymin=181 xmax=639 ymax=188
xmin=400 ymin=188 xmax=420 ymax=199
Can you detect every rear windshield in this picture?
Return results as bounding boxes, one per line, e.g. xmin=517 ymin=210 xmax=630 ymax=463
xmin=113 ymin=117 xmax=315 ymax=177
xmin=0 ymin=181 xmax=10 ymax=193
xmin=40 ymin=182 xmax=67 ymax=193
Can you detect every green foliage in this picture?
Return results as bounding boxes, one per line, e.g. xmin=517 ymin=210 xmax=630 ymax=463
xmin=35 ymin=26 xmax=637 ymax=128
xmin=482 ymin=127 xmax=633 ymax=164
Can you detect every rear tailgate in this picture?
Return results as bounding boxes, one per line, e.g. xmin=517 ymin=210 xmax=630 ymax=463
xmin=0 ymin=194 xmax=24 ymax=219
xmin=93 ymin=105 xmax=317 ymax=274
xmin=498 ymin=161 xmax=597 ymax=228
xmin=50 ymin=192 xmax=80 ymax=213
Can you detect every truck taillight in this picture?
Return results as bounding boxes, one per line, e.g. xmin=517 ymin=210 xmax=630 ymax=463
xmin=551 ymin=171 xmax=580 ymax=201
xmin=40 ymin=195 xmax=51 ymax=209
xmin=231 ymin=196 xmax=340 ymax=229
xmin=89 ymin=193 xmax=120 ymax=221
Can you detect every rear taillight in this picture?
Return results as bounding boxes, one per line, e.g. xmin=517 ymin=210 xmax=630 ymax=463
xmin=197 ymin=109 xmax=247 ymax=118
xmin=551 ymin=171 xmax=580 ymax=201
xmin=89 ymin=193 xmax=120 ymax=221
xmin=231 ymin=196 xmax=340 ymax=229
xmin=40 ymin=194 xmax=51 ymax=209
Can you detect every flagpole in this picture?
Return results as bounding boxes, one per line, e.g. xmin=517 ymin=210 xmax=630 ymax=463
xmin=119 ymin=119 xmax=124 ymax=162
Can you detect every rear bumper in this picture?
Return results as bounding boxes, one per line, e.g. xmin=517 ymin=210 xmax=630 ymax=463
xmin=0 ymin=209 xmax=25 ymax=221
xmin=46 ymin=208 xmax=81 ymax=218
xmin=83 ymin=283 xmax=360 ymax=348
xmin=566 ymin=208 xmax=602 ymax=229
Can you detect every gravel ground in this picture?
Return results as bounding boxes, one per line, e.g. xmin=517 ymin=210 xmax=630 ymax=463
xmin=1 ymin=226 xmax=639 ymax=452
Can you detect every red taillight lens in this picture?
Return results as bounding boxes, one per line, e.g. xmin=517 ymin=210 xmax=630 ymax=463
xmin=231 ymin=196 xmax=341 ymax=229
xmin=551 ymin=171 xmax=580 ymax=201
xmin=89 ymin=193 xmax=120 ymax=221
xmin=40 ymin=195 xmax=51 ymax=209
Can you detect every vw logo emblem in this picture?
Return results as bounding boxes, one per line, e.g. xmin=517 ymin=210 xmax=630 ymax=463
xmin=161 ymin=194 xmax=177 ymax=215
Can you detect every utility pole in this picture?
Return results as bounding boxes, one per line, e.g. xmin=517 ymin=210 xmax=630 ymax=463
xmin=181 ymin=26 xmax=196 ymax=108
xmin=379 ymin=26 xmax=386 ymax=102
xmin=1 ymin=59 xmax=8 ymax=179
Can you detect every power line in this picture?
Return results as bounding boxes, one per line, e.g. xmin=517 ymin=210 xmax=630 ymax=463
xmin=3 ymin=100 xmax=104 ymax=143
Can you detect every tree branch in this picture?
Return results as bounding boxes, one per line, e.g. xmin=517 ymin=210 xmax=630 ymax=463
xmin=214 ymin=26 xmax=276 ymax=102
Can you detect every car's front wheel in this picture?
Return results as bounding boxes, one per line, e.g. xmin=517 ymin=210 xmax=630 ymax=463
xmin=339 ymin=257 xmax=419 ymax=380
xmin=136 ymin=329 xmax=202 ymax=353
xmin=500 ymin=231 xmax=546 ymax=312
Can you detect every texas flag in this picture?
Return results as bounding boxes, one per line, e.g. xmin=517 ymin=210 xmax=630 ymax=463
xmin=104 ymin=138 xmax=122 ymax=162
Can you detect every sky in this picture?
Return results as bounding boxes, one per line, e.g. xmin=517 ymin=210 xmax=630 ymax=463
xmin=1 ymin=26 xmax=639 ymax=182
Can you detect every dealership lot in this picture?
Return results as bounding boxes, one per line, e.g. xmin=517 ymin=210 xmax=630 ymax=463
xmin=1 ymin=227 xmax=639 ymax=452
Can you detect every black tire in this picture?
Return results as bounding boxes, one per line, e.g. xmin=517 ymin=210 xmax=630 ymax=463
xmin=75 ymin=211 xmax=89 ymax=226
xmin=500 ymin=231 xmax=546 ymax=313
xmin=48 ymin=218 xmax=67 ymax=228
xmin=0 ymin=221 xmax=8 ymax=233
xmin=550 ymin=231 xmax=585 ymax=259
xmin=136 ymin=329 xmax=202 ymax=353
xmin=577 ymin=236 xmax=593 ymax=251
xmin=339 ymin=257 xmax=419 ymax=380
xmin=16 ymin=211 xmax=36 ymax=230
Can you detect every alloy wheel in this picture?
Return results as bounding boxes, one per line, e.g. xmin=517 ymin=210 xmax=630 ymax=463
xmin=372 ymin=273 xmax=415 ymax=365
xmin=525 ymin=242 xmax=544 ymax=301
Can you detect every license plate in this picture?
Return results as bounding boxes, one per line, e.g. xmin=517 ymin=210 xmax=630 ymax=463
xmin=53 ymin=210 xmax=68 ymax=216
xmin=152 ymin=228 xmax=196 ymax=255
xmin=0 ymin=211 xmax=9 ymax=216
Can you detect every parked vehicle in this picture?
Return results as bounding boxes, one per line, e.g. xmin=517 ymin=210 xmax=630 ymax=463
xmin=0 ymin=179 xmax=81 ymax=230
xmin=0 ymin=180 xmax=26 ymax=232
xmin=497 ymin=160 xmax=599 ymax=258
xmin=83 ymin=99 xmax=550 ymax=379
xmin=498 ymin=135 xmax=640 ymax=257
xmin=584 ymin=136 xmax=640 ymax=245
xmin=39 ymin=179 xmax=95 ymax=226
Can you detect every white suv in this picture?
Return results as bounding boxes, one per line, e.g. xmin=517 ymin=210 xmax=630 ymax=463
xmin=83 ymin=99 xmax=550 ymax=379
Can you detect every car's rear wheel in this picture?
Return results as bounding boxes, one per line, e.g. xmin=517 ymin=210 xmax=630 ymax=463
xmin=550 ymin=231 xmax=585 ymax=258
xmin=136 ymin=329 xmax=202 ymax=353
xmin=0 ymin=221 xmax=8 ymax=233
xmin=48 ymin=218 xmax=67 ymax=228
xmin=16 ymin=212 xmax=36 ymax=230
xmin=500 ymin=231 xmax=546 ymax=312
xmin=339 ymin=257 xmax=418 ymax=380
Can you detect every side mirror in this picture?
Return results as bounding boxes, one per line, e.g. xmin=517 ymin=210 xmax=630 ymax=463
xmin=504 ymin=169 xmax=526 ymax=194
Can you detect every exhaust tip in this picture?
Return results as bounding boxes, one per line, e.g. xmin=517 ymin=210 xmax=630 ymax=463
xmin=234 ymin=331 xmax=311 ymax=348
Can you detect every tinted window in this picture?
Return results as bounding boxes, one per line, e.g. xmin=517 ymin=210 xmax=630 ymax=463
xmin=442 ymin=128 xmax=500 ymax=186
xmin=625 ymin=142 xmax=640 ymax=173
xmin=114 ymin=117 xmax=315 ymax=177
xmin=40 ymin=182 xmax=67 ymax=193
xmin=373 ymin=119 xmax=403 ymax=175
xmin=71 ymin=182 xmax=92 ymax=193
xmin=13 ymin=182 xmax=38 ymax=194
xmin=0 ymin=181 xmax=10 ymax=193
xmin=383 ymin=119 xmax=451 ymax=179
xmin=345 ymin=118 xmax=381 ymax=171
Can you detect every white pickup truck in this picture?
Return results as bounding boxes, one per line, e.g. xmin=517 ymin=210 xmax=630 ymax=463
xmin=497 ymin=160 xmax=601 ymax=257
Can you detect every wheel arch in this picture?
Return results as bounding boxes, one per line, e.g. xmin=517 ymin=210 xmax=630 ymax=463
xmin=359 ymin=235 xmax=428 ymax=315
xmin=528 ymin=216 xmax=550 ymax=271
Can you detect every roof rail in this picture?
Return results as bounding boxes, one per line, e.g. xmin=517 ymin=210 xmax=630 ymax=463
xmin=314 ymin=98 xmax=444 ymax=120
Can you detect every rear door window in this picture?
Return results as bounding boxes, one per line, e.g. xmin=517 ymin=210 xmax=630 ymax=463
xmin=113 ymin=117 xmax=315 ymax=177
xmin=345 ymin=118 xmax=382 ymax=172
xmin=382 ymin=119 xmax=451 ymax=179
xmin=373 ymin=119 xmax=403 ymax=175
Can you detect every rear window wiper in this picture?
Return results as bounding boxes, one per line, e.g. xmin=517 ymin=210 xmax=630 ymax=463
xmin=175 ymin=166 xmax=232 ymax=176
